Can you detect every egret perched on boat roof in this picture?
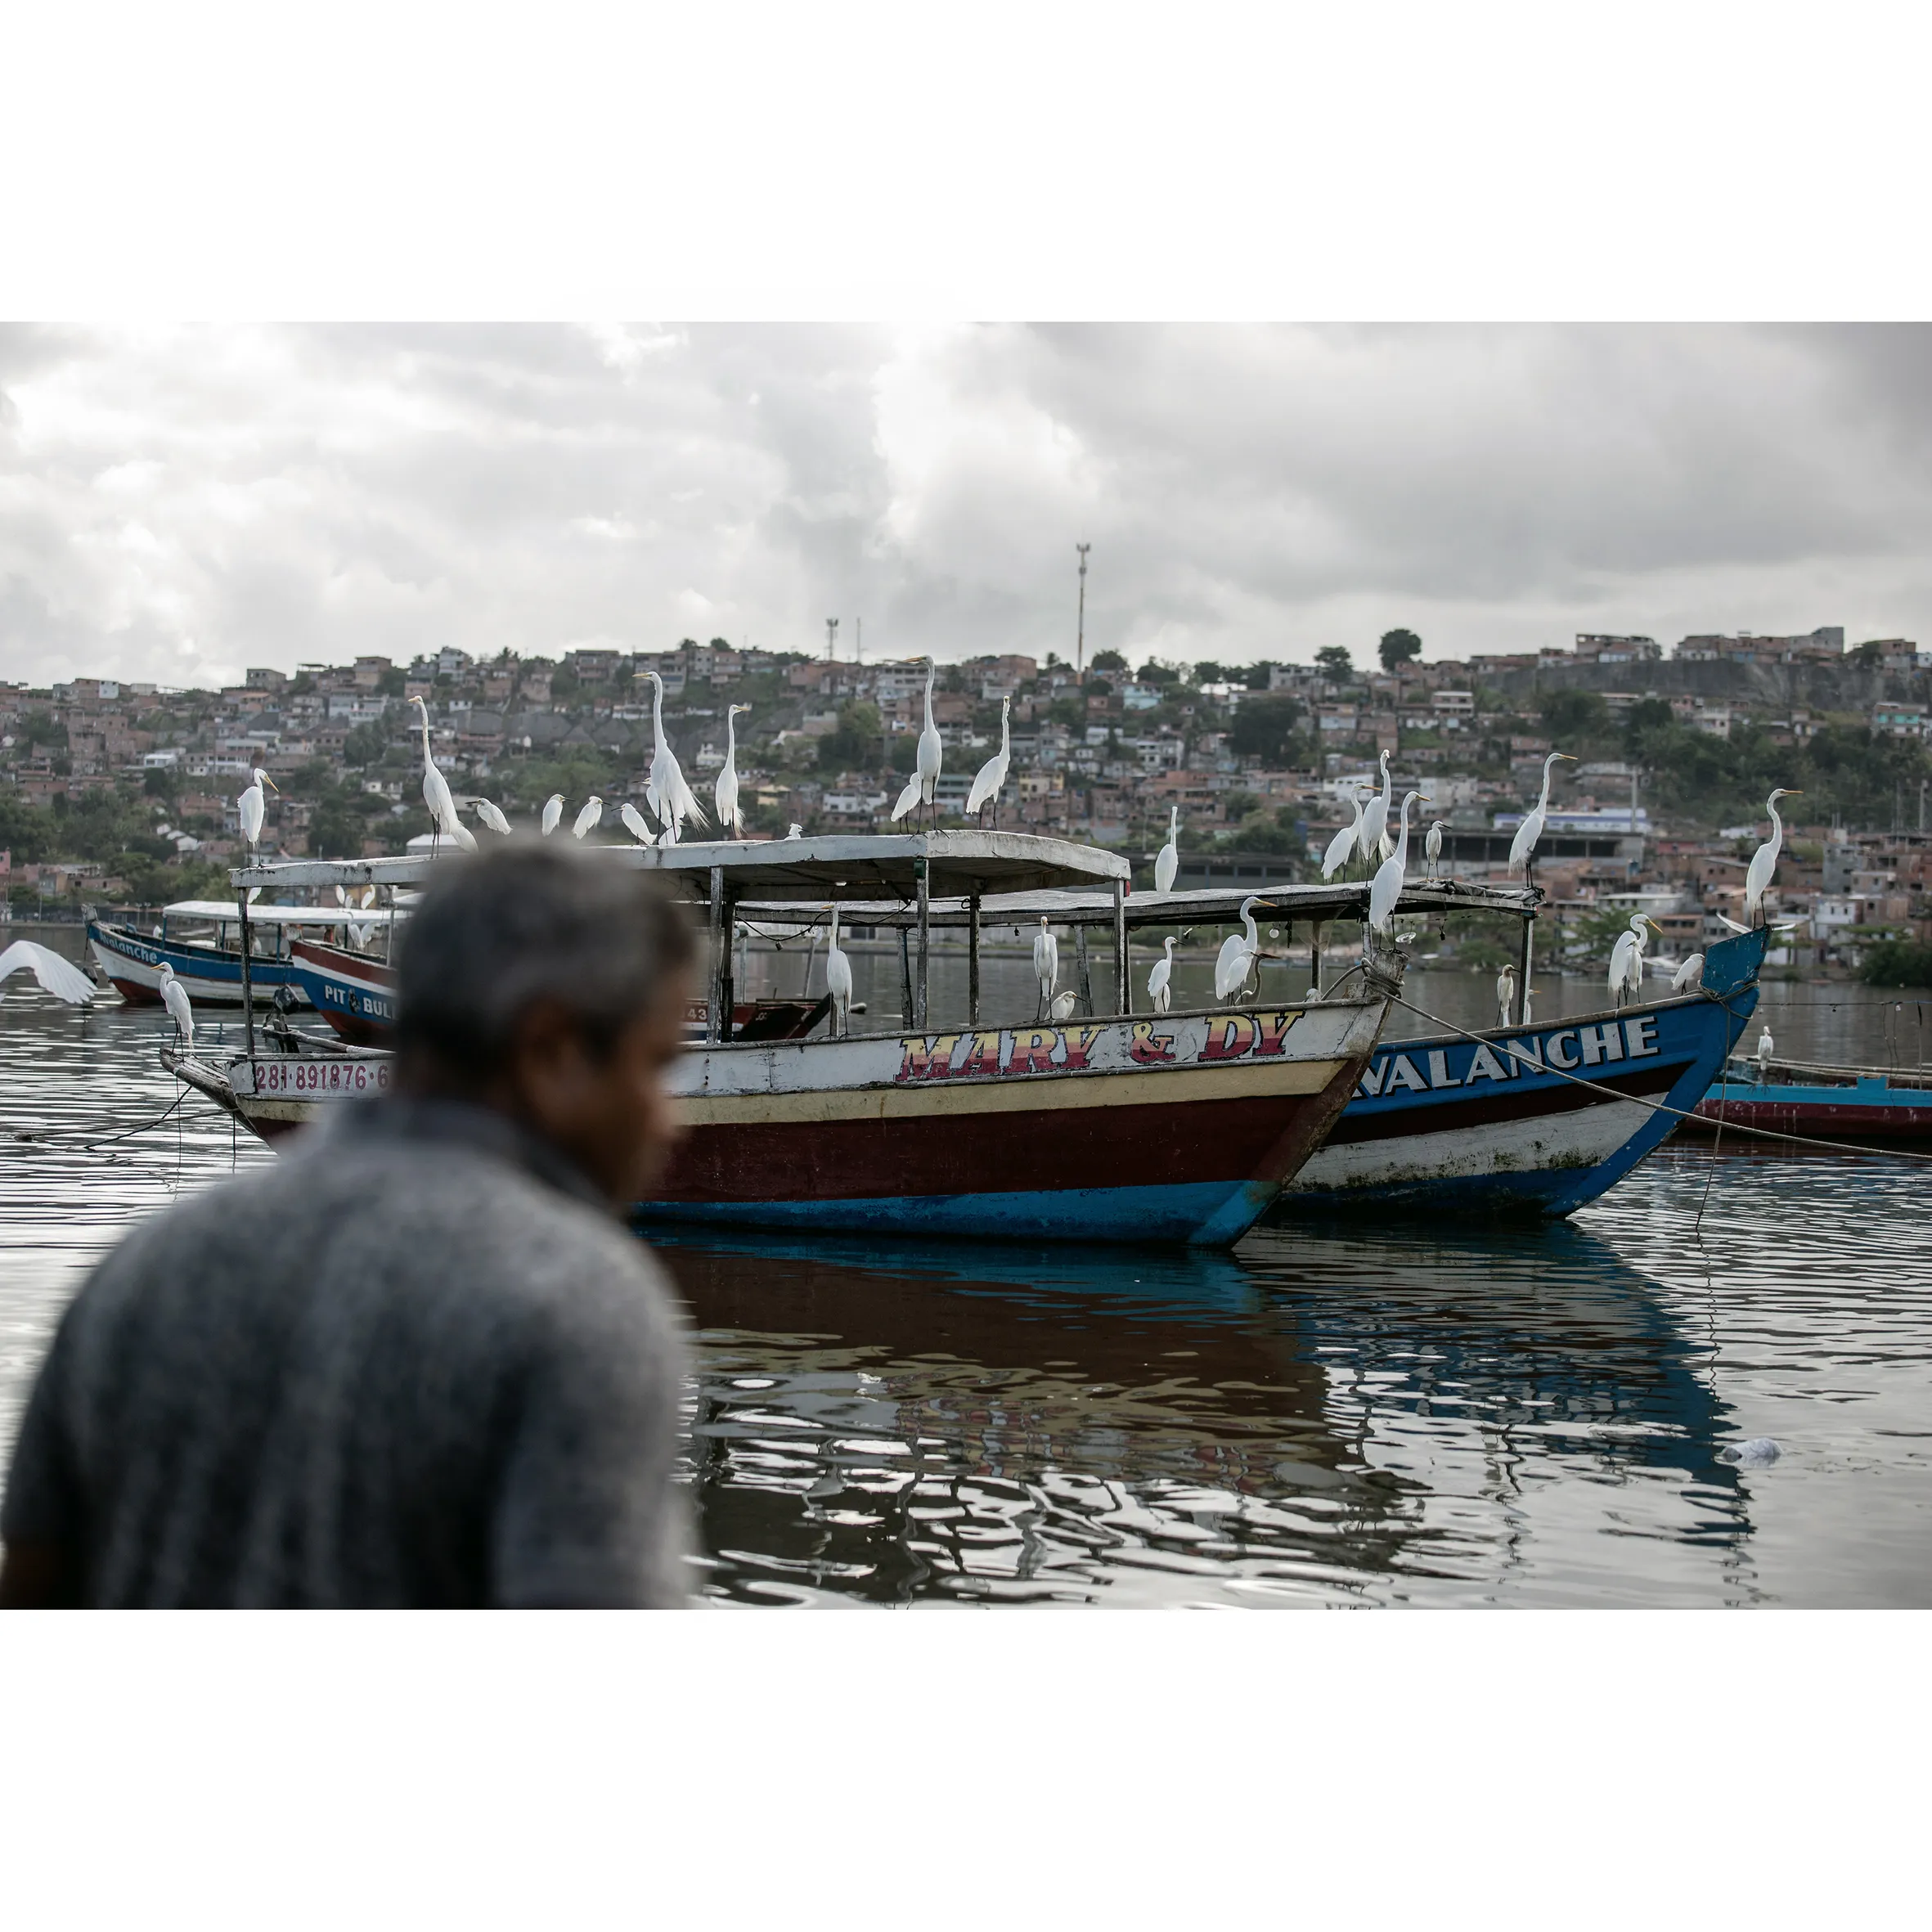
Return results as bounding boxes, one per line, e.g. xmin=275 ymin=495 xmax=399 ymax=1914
xmin=1215 ymin=896 xmax=1272 ymax=1000
xmin=1508 ymin=752 xmax=1575 ymax=877
xmin=573 ymin=796 xmax=604 ymax=839
xmin=965 ymin=696 xmax=1011 ymax=828
xmin=1745 ymin=788 xmax=1802 ymax=925
xmin=470 ymin=797 xmax=511 ymax=835
xmin=1359 ymin=750 xmax=1394 ymax=862
xmin=1033 ymin=916 xmax=1059 ymax=1019
xmin=892 ymin=658 xmax=943 ymax=829
xmin=715 ymin=703 xmax=750 ymax=838
xmin=1424 ymin=819 xmax=1448 ymax=880
xmin=541 ymin=793 xmax=564 ymax=836
xmin=1609 ymin=913 xmax=1658 ymax=1009
xmin=411 ymin=697 xmax=474 ymax=851
xmin=1154 ymin=806 xmax=1179 ymax=893
xmin=0 ymin=940 xmax=96 ymax=1007
xmin=645 ymin=669 xmax=709 ymax=839
xmin=1322 ymin=792 xmax=1368 ymax=882
xmin=156 ymin=960 xmax=195 ymax=1047
xmin=237 ymin=766 xmax=278 ymax=852
xmin=620 ymin=800 xmax=654 ymax=846
xmin=1368 ymin=793 xmax=1431 ymax=933
xmin=1148 ymin=935 xmax=1177 ymax=1013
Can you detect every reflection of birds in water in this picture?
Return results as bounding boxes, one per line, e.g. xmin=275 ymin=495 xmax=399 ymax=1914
xmin=1148 ymin=936 xmax=1176 ymax=1013
xmin=1671 ymin=952 xmax=1705 ymax=994
xmin=1033 ymin=917 xmax=1059 ymax=1018
xmin=0 ymin=940 xmax=96 ymax=1007
xmin=1495 ymin=964 xmax=1516 ymax=1028
xmin=157 ymin=962 xmax=195 ymax=1047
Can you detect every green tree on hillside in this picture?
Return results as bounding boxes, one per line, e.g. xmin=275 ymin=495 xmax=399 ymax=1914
xmin=1314 ymin=645 xmax=1352 ymax=681
xmin=1378 ymin=627 xmax=1422 ymax=672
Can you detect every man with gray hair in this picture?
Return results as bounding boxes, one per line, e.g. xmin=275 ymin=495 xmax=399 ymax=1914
xmin=1 ymin=842 xmax=697 ymax=1608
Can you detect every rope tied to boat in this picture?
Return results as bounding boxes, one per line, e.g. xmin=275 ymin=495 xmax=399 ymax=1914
xmin=1385 ymin=991 xmax=1932 ymax=1167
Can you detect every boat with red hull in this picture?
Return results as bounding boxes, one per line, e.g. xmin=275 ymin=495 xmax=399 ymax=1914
xmin=1684 ymin=1054 xmax=1932 ymax=1143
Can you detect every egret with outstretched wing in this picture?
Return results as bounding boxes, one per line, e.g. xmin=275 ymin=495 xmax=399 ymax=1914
xmin=0 ymin=941 xmax=96 ymax=1007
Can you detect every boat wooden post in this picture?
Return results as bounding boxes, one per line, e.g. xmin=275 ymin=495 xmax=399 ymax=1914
xmin=1516 ymin=910 xmax=1534 ymax=1024
xmin=237 ymin=887 xmax=255 ymax=1055
xmin=968 ymin=891 xmax=982 ymax=1026
xmin=898 ymin=927 xmax=913 ymax=1026
xmin=914 ymin=856 xmax=930 ymax=1030
xmin=1112 ymin=878 xmax=1129 ymax=1016
xmin=707 ymin=865 xmax=726 ymax=1043
xmin=1313 ymin=920 xmax=1325 ymax=997
xmin=1075 ymin=920 xmax=1094 ymax=1017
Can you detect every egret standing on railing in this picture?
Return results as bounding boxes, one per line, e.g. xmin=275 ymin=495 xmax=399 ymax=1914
xmin=156 ymin=961 xmax=195 ymax=1049
xmin=541 ymin=793 xmax=564 ymax=837
xmin=1215 ymin=896 xmax=1270 ymax=1000
xmin=1671 ymin=951 xmax=1705 ymax=994
xmin=573 ymin=796 xmax=604 ymax=840
xmin=1033 ymin=916 xmax=1059 ymax=1020
xmin=1756 ymin=1025 xmax=1774 ymax=1068
xmin=1508 ymin=752 xmax=1575 ymax=877
xmin=620 ymin=801 xmax=654 ymax=846
xmin=1609 ymin=913 xmax=1657 ymax=1009
xmin=716 ymin=703 xmax=750 ymax=838
xmin=966 ymin=697 xmax=1011 ymax=829
xmin=1424 ymin=819 xmax=1447 ymax=880
xmin=237 ymin=766 xmax=278 ymax=854
xmin=0 ymin=940 xmax=96 ymax=1008
xmin=1359 ymin=750 xmax=1394 ymax=863
xmin=411 ymin=697 xmax=474 ymax=852
xmin=1368 ymin=792 xmax=1431 ymax=934
xmin=825 ymin=905 xmax=853 ymax=1038
xmin=1745 ymin=788 xmax=1802 ymax=925
xmin=1154 ymin=806 xmax=1179 ymax=892
xmin=1495 ymin=963 xmax=1516 ymax=1029
xmin=470 ymin=798 xmax=511 ymax=835
xmin=1322 ymin=792 xmax=1367 ymax=881
xmin=645 ymin=670 xmax=710 ymax=840
xmin=1148 ymin=935 xmax=1177 ymax=1013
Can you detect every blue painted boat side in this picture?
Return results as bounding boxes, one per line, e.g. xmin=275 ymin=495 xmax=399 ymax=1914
xmin=88 ymin=922 xmax=306 ymax=1000
xmin=635 ymin=1175 xmax=1280 ymax=1247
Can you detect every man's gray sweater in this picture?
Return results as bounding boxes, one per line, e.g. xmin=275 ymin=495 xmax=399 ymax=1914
xmin=1 ymin=1099 xmax=691 ymax=1607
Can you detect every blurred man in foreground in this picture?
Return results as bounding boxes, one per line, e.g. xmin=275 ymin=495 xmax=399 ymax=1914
xmin=1 ymin=842 xmax=695 ymax=1608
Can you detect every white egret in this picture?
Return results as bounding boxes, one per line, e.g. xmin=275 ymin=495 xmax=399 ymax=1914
xmin=1424 ymin=819 xmax=1448 ymax=880
xmin=715 ymin=703 xmax=750 ymax=838
xmin=1714 ymin=911 xmax=1802 ymax=937
xmin=1154 ymin=806 xmax=1179 ymax=893
xmin=0 ymin=940 xmax=96 ymax=1007
xmin=541 ymin=793 xmax=564 ymax=837
xmin=965 ymin=697 xmax=1011 ymax=827
xmin=471 ymin=798 xmax=511 ymax=835
xmin=1033 ymin=916 xmax=1060 ymax=1018
xmin=411 ymin=698 xmax=472 ymax=851
xmin=1049 ymin=991 xmax=1078 ymax=1022
xmin=237 ymin=767 xmax=278 ymax=851
xmin=645 ymin=670 xmax=710 ymax=838
xmin=1608 ymin=914 xmax=1657 ymax=1009
xmin=891 ymin=659 xmax=943 ymax=828
xmin=1359 ymin=750 xmax=1394 ymax=862
xmin=1322 ymin=793 xmax=1367 ymax=882
xmin=1148 ymin=936 xmax=1177 ymax=1013
xmin=1368 ymin=792 xmax=1431 ymax=934
xmin=1214 ymin=896 xmax=1270 ymax=1000
xmin=573 ymin=796 xmax=604 ymax=840
xmin=1745 ymin=788 xmax=1802 ymax=924
xmin=786 ymin=823 xmax=803 ymax=839
xmin=1671 ymin=952 xmax=1705 ymax=995
xmin=156 ymin=961 xmax=195 ymax=1048
xmin=620 ymin=801 xmax=654 ymax=845
xmin=824 ymin=906 xmax=853 ymax=1037
xmin=1508 ymin=752 xmax=1576 ymax=877
xmin=1495 ymin=963 xmax=1517 ymax=1029
xmin=1755 ymin=1025 xmax=1774 ymax=1068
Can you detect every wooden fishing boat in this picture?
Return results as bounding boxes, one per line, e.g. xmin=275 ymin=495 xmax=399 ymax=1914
xmin=89 ymin=899 xmax=398 ymax=1009
xmin=165 ymin=834 xmax=1545 ymax=1247
xmin=1683 ymin=1048 xmax=1932 ymax=1143
xmin=1278 ymin=926 xmax=1769 ymax=1219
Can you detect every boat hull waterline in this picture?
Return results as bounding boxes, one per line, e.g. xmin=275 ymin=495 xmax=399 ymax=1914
xmin=88 ymin=920 xmax=312 ymax=1009
xmin=1281 ymin=927 xmax=1768 ymax=1219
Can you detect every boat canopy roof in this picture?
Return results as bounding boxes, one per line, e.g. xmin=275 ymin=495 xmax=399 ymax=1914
xmin=231 ymin=832 xmax=1132 ymax=904
xmin=164 ymin=899 xmax=402 ymax=926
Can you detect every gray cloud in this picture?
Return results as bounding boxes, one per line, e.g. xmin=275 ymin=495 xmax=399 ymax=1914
xmin=2 ymin=321 xmax=1928 ymax=688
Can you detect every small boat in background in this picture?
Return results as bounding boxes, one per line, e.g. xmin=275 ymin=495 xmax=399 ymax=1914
xmin=1686 ymin=1049 xmax=1932 ymax=1143
xmin=90 ymin=900 xmax=398 ymax=1009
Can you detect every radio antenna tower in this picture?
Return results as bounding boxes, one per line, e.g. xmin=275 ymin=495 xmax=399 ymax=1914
xmin=1075 ymin=543 xmax=1091 ymax=677
xmin=825 ymin=617 xmax=838 ymax=662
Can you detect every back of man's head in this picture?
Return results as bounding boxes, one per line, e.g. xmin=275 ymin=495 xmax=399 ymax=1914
xmin=394 ymin=839 xmax=693 ymax=1093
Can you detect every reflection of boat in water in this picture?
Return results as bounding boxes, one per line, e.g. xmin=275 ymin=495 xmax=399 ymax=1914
xmin=1281 ymin=928 xmax=1768 ymax=1218
xmin=1684 ymin=1049 xmax=1932 ymax=1144
xmin=654 ymin=1219 xmax=1750 ymax=1605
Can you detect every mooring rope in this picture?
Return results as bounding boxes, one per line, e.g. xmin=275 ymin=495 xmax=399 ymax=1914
xmin=1386 ymin=991 xmax=1932 ymax=1167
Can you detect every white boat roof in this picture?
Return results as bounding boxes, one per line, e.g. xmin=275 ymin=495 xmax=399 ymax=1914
xmin=231 ymin=831 xmax=1132 ymax=903
xmin=163 ymin=900 xmax=402 ymax=926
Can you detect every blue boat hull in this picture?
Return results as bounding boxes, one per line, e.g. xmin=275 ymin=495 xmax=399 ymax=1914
xmin=1279 ymin=928 xmax=1768 ymax=1220
xmin=88 ymin=921 xmax=309 ymax=1008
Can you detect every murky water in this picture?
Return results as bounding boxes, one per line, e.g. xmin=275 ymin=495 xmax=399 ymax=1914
xmin=4 ymin=924 xmax=1929 ymax=1606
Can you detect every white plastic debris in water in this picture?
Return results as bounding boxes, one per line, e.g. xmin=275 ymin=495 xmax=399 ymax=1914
xmin=1721 ymin=1437 xmax=1781 ymax=1467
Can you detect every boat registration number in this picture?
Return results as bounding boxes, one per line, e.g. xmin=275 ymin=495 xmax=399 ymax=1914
xmin=250 ymin=1058 xmax=393 ymax=1096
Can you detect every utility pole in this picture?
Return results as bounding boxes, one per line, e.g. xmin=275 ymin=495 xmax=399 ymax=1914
xmin=1075 ymin=543 xmax=1090 ymax=678
xmin=825 ymin=618 xmax=838 ymax=663
xmin=855 ymin=616 xmax=862 ymax=666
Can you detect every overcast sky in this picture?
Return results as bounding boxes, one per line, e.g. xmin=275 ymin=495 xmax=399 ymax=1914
xmin=2 ymin=321 xmax=1929 ymax=691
